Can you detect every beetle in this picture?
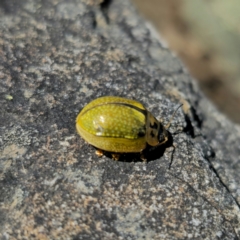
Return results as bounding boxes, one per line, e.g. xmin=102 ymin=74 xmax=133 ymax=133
xmin=76 ymin=96 xmax=181 ymax=161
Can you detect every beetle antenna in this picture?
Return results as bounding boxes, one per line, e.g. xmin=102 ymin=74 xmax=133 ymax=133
xmin=165 ymin=104 xmax=183 ymax=129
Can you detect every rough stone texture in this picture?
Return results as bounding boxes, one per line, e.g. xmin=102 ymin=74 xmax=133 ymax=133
xmin=0 ymin=0 xmax=240 ymax=239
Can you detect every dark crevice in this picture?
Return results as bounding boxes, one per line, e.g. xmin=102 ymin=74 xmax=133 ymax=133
xmin=190 ymin=106 xmax=203 ymax=129
xmin=169 ymin=172 xmax=239 ymax=238
xmin=100 ymin=0 xmax=112 ymax=24
xmin=89 ymin=11 xmax=97 ymax=29
xmin=208 ymin=160 xmax=240 ymax=209
xmin=182 ymin=124 xmax=239 ymax=209
xmin=183 ymin=114 xmax=195 ymax=138
xmin=179 ymin=110 xmax=239 ymax=208
xmin=182 ymin=105 xmax=203 ymax=138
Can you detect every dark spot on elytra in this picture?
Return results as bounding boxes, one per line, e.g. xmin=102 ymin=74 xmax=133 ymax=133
xmin=138 ymin=131 xmax=145 ymax=137
xmin=137 ymin=125 xmax=146 ymax=137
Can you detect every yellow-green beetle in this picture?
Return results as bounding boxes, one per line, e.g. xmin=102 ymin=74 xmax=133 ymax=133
xmin=76 ymin=96 xmax=178 ymax=159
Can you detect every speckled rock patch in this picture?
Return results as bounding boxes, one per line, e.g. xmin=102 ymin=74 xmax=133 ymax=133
xmin=0 ymin=0 xmax=240 ymax=239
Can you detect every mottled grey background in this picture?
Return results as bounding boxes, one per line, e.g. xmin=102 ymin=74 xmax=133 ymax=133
xmin=0 ymin=0 xmax=240 ymax=239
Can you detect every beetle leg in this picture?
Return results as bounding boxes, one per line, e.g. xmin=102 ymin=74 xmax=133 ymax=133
xmin=95 ymin=149 xmax=104 ymax=157
xmin=112 ymin=153 xmax=120 ymax=161
xmin=140 ymin=152 xmax=147 ymax=163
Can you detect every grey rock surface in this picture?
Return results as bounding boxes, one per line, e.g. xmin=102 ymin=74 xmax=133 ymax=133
xmin=0 ymin=0 xmax=240 ymax=239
